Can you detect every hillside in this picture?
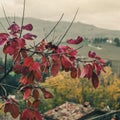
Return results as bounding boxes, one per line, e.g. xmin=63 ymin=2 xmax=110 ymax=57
xmin=0 ymin=17 xmax=120 ymax=41
xmin=0 ymin=17 xmax=120 ymax=61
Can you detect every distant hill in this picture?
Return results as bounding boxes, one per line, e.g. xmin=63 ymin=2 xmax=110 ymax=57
xmin=0 ymin=17 xmax=120 ymax=60
xmin=0 ymin=17 xmax=120 ymax=41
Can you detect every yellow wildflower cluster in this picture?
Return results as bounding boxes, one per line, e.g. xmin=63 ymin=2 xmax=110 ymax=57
xmin=45 ymin=67 xmax=120 ymax=110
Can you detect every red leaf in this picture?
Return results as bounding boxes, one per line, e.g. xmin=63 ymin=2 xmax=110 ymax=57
xmin=19 ymin=76 xmax=28 ymax=85
xmin=21 ymin=67 xmax=29 ymax=75
xmin=34 ymin=110 xmax=42 ymax=120
xmin=3 ymin=44 xmax=15 ymax=55
xmin=20 ymin=109 xmax=42 ymax=120
xmin=51 ymin=61 xmax=61 ymax=76
xmin=99 ymin=58 xmax=105 ymax=64
xmin=95 ymin=55 xmax=101 ymax=60
xmin=41 ymin=56 xmax=50 ymax=67
xmin=77 ymin=66 xmax=81 ymax=78
xmin=0 ymin=33 xmax=9 ymax=39
xmin=33 ymin=89 xmax=39 ymax=100
xmin=92 ymin=72 xmax=99 ymax=89
xmin=70 ymin=67 xmax=77 ymax=78
xmin=13 ymin=63 xmax=23 ymax=73
xmin=22 ymin=24 xmax=33 ymax=31
xmin=27 ymin=100 xmax=32 ymax=107
xmin=8 ymin=22 xmax=20 ymax=35
xmin=20 ymin=108 xmax=34 ymax=120
xmin=41 ymin=88 xmax=53 ymax=99
xmin=23 ymin=57 xmax=33 ymax=67
xmin=36 ymin=39 xmax=47 ymax=51
xmin=12 ymin=50 xmax=22 ymax=62
xmin=67 ymin=36 xmax=83 ymax=44
xmin=17 ymin=38 xmax=26 ymax=48
xmin=51 ymin=54 xmax=60 ymax=62
xmin=27 ymin=74 xmax=34 ymax=84
xmin=93 ymin=62 xmax=101 ymax=75
xmin=10 ymin=104 xmax=19 ymax=118
xmin=61 ymin=55 xmax=73 ymax=71
xmin=4 ymin=102 xmax=11 ymax=113
xmin=88 ymin=51 xmax=105 ymax=65
xmin=32 ymin=100 xmax=40 ymax=110
xmin=44 ymin=91 xmax=53 ymax=99
xmin=86 ymin=64 xmax=93 ymax=79
xmin=4 ymin=100 xmax=19 ymax=118
xmin=81 ymin=64 xmax=93 ymax=79
xmin=23 ymin=33 xmax=37 ymax=40
xmin=81 ymin=64 xmax=88 ymax=78
xmin=34 ymin=69 xmax=42 ymax=81
xmin=29 ymin=62 xmax=40 ymax=71
xmin=21 ymin=49 xmax=27 ymax=58
xmin=23 ymin=88 xmax=31 ymax=99
xmin=88 ymin=51 xmax=96 ymax=58
xmin=0 ymin=33 xmax=9 ymax=45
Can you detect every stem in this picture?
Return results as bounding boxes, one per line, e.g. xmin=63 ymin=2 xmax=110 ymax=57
xmin=13 ymin=49 xmax=21 ymax=64
xmin=0 ymin=67 xmax=13 ymax=83
xmin=0 ymin=21 xmax=8 ymax=33
xmin=4 ymin=54 xmax=7 ymax=74
xmin=1 ymin=4 xmax=10 ymax=26
xmin=75 ymin=45 xmax=83 ymax=50
xmin=14 ymin=13 xmax=16 ymax=22
xmin=0 ymin=84 xmax=7 ymax=97
xmin=54 ymin=34 xmax=63 ymax=44
xmin=19 ymin=0 xmax=26 ymax=38
xmin=43 ymin=28 xmax=47 ymax=41
xmin=26 ymin=13 xmax=64 ymax=57
xmin=1 ymin=83 xmax=17 ymax=89
xmin=35 ymin=13 xmax=64 ymax=47
xmin=57 ymin=8 xmax=79 ymax=46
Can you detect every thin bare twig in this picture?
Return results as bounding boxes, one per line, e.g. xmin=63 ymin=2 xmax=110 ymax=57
xmin=51 ymin=29 xmax=56 ymax=42
xmin=19 ymin=0 xmax=26 ymax=38
xmin=13 ymin=49 xmax=21 ymax=64
xmin=1 ymin=4 xmax=10 ymax=26
xmin=75 ymin=45 xmax=83 ymax=50
xmin=54 ymin=34 xmax=63 ymax=44
xmin=1 ymin=83 xmax=17 ymax=89
xmin=0 ymin=21 xmax=8 ymax=33
xmin=0 ymin=84 xmax=7 ymax=97
xmin=4 ymin=54 xmax=7 ymax=74
xmin=43 ymin=27 xmax=47 ymax=41
xmin=57 ymin=8 xmax=79 ymax=46
xmin=14 ymin=13 xmax=16 ymax=22
xmin=35 ymin=13 xmax=64 ymax=47
xmin=0 ymin=67 xmax=13 ymax=82
xmin=0 ymin=4 xmax=10 ymax=77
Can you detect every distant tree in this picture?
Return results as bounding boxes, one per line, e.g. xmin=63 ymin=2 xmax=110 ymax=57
xmin=105 ymin=60 xmax=112 ymax=67
xmin=93 ymin=37 xmax=108 ymax=44
xmin=114 ymin=38 xmax=120 ymax=47
xmin=102 ymin=37 xmax=108 ymax=42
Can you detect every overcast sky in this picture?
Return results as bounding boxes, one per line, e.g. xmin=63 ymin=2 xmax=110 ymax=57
xmin=0 ymin=0 xmax=120 ymax=30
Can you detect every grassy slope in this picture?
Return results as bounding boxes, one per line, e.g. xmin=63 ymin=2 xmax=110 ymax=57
xmin=0 ymin=17 xmax=120 ymax=60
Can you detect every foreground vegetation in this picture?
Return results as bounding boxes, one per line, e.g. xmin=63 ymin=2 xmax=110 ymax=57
xmin=0 ymin=0 xmax=120 ymax=119
xmin=37 ymin=67 xmax=120 ymax=113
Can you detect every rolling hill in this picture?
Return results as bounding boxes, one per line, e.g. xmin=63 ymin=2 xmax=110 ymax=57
xmin=0 ymin=17 xmax=120 ymax=41
xmin=0 ymin=17 xmax=120 ymax=61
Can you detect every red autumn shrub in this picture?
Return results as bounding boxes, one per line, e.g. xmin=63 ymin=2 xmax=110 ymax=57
xmin=0 ymin=8 xmax=105 ymax=120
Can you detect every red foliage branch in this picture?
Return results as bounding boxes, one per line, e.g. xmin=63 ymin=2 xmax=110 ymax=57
xmin=0 ymin=13 xmax=105 ymax=120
